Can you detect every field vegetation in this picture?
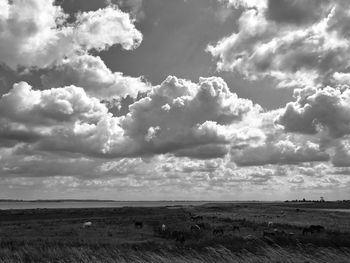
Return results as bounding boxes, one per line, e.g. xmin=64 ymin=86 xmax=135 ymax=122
xmin=0 ymin=202 xmax=349 ymax=262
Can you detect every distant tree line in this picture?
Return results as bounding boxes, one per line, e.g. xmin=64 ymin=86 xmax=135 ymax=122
xmin=285 ymin=198 xmax=350 ymax=203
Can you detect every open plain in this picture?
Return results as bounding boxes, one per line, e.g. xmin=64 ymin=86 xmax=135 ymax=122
xmin=0 ymin=202 xmax=349 ymax=262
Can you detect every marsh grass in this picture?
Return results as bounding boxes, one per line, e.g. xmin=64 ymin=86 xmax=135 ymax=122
xmin=0 ymin=242 xmax=349 ymax=263
xmin=0 ymin=204 xmax=350 ymax=262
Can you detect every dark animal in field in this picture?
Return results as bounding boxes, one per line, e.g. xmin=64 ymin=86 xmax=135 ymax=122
xmin=82 ymin=221 xmax=92 ymax=228
xmin=175 ymin=233 xmax=185 ymax=244
xmin=273 ymin=229 xmax=287 ymax=236
xmin=190 ymin=224 xmax=201 ymax=232
xmin=213 ymin=228 xmax=224 ymax=235
xmin=302 ymin=227 xmax=313 ymax=235
xmin=309 ymin=225 xmax=325 ymax=232
xmin=263 ymin=230 xmax=275 ymax=238
xmin=191 ymin=215 xmax=203 ymax=221
xmin=232 ymin=225 xmax=240 ymax=232
xmin=171 ymin=230 xmax=181 ymax=238
xmin=302 ymin=225 xmax=325 ymax=235
xmin=171 ymin=230 xmax=185 ymax=244
xmin=197 ymin=223 xmax=206 ymax=229
xmin=134 ymin=221 xmax=143 ymax=229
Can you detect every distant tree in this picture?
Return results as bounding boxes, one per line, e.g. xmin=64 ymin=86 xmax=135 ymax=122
xmin=302 ymin=198 xmax=306 ymax=202
xmin=320 ymin=197 xmax=325 ymax=202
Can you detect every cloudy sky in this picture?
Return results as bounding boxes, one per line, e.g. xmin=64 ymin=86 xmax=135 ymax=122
xmin=0 ymin=0 xmax=349 ymax=201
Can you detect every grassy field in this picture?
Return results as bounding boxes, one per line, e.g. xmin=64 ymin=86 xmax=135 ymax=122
xmin=0 ymin=202 xmax=350 ymax=262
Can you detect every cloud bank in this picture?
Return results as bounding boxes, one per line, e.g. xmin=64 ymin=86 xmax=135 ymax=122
xmin=0 ymin=0 xmax=349 ymax=200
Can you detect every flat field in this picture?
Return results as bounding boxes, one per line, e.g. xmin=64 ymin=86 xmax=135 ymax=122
xmin=0 ymin=202 xmax=350 ymax=262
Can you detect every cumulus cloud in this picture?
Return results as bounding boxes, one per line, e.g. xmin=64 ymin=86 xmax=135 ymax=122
xmin=3 ymin=0 xmax=350 ymax=199
xmin=0 ymin=82 xmax=107 ymax=125
xmin=113 ymin=0 xmax=145 ymax=21
xmin=0 ymin=0 xmax=142 ymax=70
xmin=73 ymin=5 xmax=142 ymax=51
xmin=277 ymin=86 xmax=350 ymax=138
xmin=41 ymin=54 xmax=150 ymax=99
xmin=231 ymin=111 xmax=330 ymax=166
xmin=232 ymin=134 xmax=330 ymax=166
xmin=220 ymin=0 xmax=267 ymax=10
xmin=208 ymin=0 xmax=350 ymax=88
xmin=275 ymin=85 xmax=350 ymax=167
xmin=121 ymin=76 xmax=262 ymax=158
xmin=0 ymin=82 xmax=130 ymax=156
xmin=0 ymin=76 xmax=261 ymax=159
xmin=329 ymin=137 xmax=350 ymax=167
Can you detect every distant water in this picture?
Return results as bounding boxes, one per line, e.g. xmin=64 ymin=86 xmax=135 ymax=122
xmin=0 ymin=201 xmax=210 ymax=210
xmin=312 ymin=208 xmax=350 ymax=213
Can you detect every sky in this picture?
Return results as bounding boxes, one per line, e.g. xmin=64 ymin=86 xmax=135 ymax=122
xmin=0 ymin=0 xmax=349 ymax=201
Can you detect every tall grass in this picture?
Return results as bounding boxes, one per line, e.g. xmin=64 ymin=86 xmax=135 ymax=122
xmin=0 ymin=243 xmax=349 ymax=263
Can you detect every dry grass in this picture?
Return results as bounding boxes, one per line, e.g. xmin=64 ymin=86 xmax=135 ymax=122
xmin=0 ymin=202 xmax=349 ymax=262
xmin=0 ymin=243 xmax=349 ymax=263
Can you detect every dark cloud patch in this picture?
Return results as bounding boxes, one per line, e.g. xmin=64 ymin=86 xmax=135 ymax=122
xmin=266 ymin=0 xmax=330 ymax=25
xmin=174 ymin=144 xmax=229 ymax=159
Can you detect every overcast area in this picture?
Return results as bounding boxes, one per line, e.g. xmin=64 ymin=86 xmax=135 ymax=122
xmin=0 ymin=0 xmax=349 ymax=201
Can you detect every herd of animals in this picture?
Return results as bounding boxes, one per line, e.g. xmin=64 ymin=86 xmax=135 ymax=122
xmin=81 ymin=211 xmax=326 ymax=245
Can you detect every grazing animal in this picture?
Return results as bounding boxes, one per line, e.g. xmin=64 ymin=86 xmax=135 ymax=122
xmin=190 ymin=224 xmax=201 ymax=232
xmin=213 ymin=228 xmax=224 ymax=235
xmin=302 ymin=227 xmax=313 ymax=235
xmin=83 ymin=221 xmax=92 ymax=228
xmin=191 ymin=215 xmax=203 ymax=221
xmin=232 ymin=225 xmax=240 ymax=232
xmin=171 ymin=230 xmax=181 ymax=238
xmin=273 ymin=229 xmax=287 ymax=236
xmin=197 ymin=223 xmax=206 ymax=229
xmin=263 ymin=230 xmax=275 ymax=237
xmin=267 ymin=221 xmax=273 ymax=228
xmin=309 ymin=225 xmax=325 ymax=232
xmin=161 ymin=224 xmax=166 ymax=232
xmin=175 ymin=233 xmax=185 ymax=244
xmin=134 ymin=221 xmax=143 ymax=229
xmin=172 ymin=230 xmax=185 ymax=243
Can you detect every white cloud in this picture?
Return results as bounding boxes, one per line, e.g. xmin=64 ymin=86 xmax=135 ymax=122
xmin=208 ymin=0 xmax=350 ymax=89
xmin=220 ymin=0 xmax=267 ymax=10
xmin=0 ymin=0 xmax=142 ymax=70
xmin=121 ymin=76 xmax=262 ymax=158
xmin=0 ymin=76 xmax=261 ymax=159
xmin=231 ymin=110 xmax=330 ymax=166
xmin=73 ymin=5 xmax=142 ymax=51
xmin=0 ymin=82 xmax=130 ymax=156
xmin=2 ymin=0 xmax=350 ymax=199
xmin=232 ymin=134 xmax=330 ymax=166
xmin=277 ymin=86 xmax=350 ymax=138
xmin=41 ymin=54 xmax=150 ymax=99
